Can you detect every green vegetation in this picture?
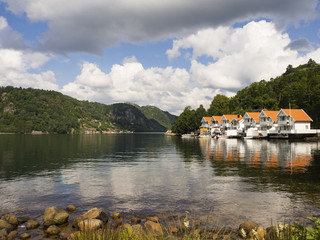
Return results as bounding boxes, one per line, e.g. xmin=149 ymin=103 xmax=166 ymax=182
xmin=0 ymin=87 xmax=175 ymax=133
xmin=173 ymin=59 xmax=320 ymax=134
xmin=72 ymin=216 xmax=320 ymax=240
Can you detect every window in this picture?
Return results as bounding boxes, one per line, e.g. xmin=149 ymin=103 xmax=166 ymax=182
xmin=306 ymin=125 xmax=309 ymax=129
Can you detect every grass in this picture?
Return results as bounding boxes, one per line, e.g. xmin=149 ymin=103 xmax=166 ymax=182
xmin=70 ymin=215 xmax=320 ymax=240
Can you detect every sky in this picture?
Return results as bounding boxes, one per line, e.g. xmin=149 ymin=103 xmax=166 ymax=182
xmin=0 ymin=0 xmax=320 ymax=115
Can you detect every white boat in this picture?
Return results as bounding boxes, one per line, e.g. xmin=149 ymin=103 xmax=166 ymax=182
xmin=181 ymin=134 xmax=194 ymax=138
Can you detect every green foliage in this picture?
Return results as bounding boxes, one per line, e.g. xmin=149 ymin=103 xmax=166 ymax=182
xmin=0 ymin=87 xmax=175 ymax=133
xmin=171 ymin=105 xmax=206 ymax=135
xmin=207 ymin=94 xmax=230 ymax=116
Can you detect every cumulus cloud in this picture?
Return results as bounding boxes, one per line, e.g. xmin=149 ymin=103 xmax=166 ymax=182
xmin=0 ymin=49 xmax=58 ymax=90
xmin=61 ymin=58 xmax=217 ymax=114
xmin=2 ymin=0 xmax=318 ymax=54
xmin=168 ymin=21 xmax=320 ymax=91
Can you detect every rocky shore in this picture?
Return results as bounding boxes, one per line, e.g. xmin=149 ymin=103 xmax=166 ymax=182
xmin=0 ymin=205 xmax=294 ymax=240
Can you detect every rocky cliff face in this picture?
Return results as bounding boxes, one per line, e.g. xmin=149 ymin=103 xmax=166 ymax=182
xmin=108 ymin=103 xmax=167 ymax=132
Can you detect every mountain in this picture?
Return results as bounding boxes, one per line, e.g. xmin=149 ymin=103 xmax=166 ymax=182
xmin=131 ymin=104 xmax=176 ymax=130
xmin=0 ymin=86 xmax=176 ymax=133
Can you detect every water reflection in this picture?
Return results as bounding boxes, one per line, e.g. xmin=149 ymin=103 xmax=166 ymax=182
xmin=0 ymin=134 xmax=319 ymax=227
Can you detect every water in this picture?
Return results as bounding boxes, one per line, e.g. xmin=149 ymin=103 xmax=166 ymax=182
xmin=0 ymin=134 xmax=319 ymax=227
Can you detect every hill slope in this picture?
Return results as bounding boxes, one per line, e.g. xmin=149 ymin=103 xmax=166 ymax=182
xmin=0 ymin=86 xmax=175 ymax=133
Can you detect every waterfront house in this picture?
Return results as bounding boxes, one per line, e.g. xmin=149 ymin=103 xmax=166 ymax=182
xmin=258 ymin=110 xmax=278 ymax=137
xmin=211 ymin=116 xmax=222 ymax=127
xmin=276 ymin=109 xmax=313 ymax=132
xmin=200 ymin=117 xmax=212 ymax=135
xmin=243 ymin=112 xmax=260 ymax=129
xmin=221 ymin=115 xmax=243 ymax=130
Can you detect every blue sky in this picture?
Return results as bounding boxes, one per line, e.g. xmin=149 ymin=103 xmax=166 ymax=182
xmin=0 ymin=0 xmax=319 ymax=114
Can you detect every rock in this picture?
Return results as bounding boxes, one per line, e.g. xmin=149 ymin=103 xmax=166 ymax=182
xmin=111 ymin=212 xmax=120 ymax=220
xmin=43 ymin=206 xmax=69 ymax=227
xmin=131 ymin=217 xmax=141 ymax=225
xmin=17 ymin=216 xmax=30 ymax=225
xmin=19 ymin=233 xmax=30 ymax=239
xmin=59 ymin=232 xmax=70 ymax=240
xmin=146 ymin=216 xmax=159 ymax=223
xmin=169 ymin=225 xmax=179 ymax=233
xmin=239 ymin=221 xmax=259 ymax=236
xmin=78 ymin=219 xmax=103 ymax=231
xmin=113 ymin=219 xmax=123 ymax=229
xmin=7 ymin=230 xmax=18 ymax=240
xmin=67 ymin=231 xmax=80 ymax=240
xmin=46 ymin=225 xmax=61 ymax=235
xmin=72 ymin=208 xmax=107 ymax=228
xmin=249 ymin=227 xmax=266 ymax=239
xmin=144 ymin=220 xmax=163 ymax=236
xmin=0 ymin=229 xmax=7 ymax=240
xmin=132 ymin=224 xmax=144 ymax=235
xmin=66 ymin=205 xmax=76 ymax=212
xmin=26 ymin=219 xmax=40 ymax=230
xmin=0 ymin=219 xmax=14 ymax=232
xmin=1 ymin=213 xmax=18 ymax=227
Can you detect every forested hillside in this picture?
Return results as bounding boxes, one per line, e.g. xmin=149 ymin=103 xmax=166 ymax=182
xmin=0 ymin=87 xmax=175 ymax=133
xmin=172 ymin=59 xmax=320 ymax=134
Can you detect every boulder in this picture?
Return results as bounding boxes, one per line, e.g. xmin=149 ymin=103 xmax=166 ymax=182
xmin=26 ymin=219 xmax=40 ymax=230
xmin=0 ymin=219 xmax=14 ymax=232
xmin=46 ymin=225 xmax=61 ymax=235
xmin=111 ymin=212 xmax=120 ymax=220
xmin=146 ymin=216 xmax=159 ymax=223
xmin=59 ymin=232 xmax=70 ymax=240
xmin=43 ymin=206 xmax=69 ymax=227
xmin=66 ymin=205 xmax=76 ymax=212
xmin=78 ymin=219 xmax=103 ymax=231
xmin=7 ymin=230 xmax=18 ymax=240
xmin=19 ymin=233 xmax=31 ymax=239
xmin=113 ymin=219 xmax=123 ymax=229
xmin=132 ymin=224 xmax=144 ymax=235
xmin=131 ymin=217 xmax=141 ymax=225
xmin=1 ymin=213 xmax=18 ymax=227
xmin=72 ymin=208 xmax=107 ymax=228
xmin=17 ymin=216 xmax=30 ymax=225
xmin=239 ymin=221 xmax=259 ymax=236
xmin=0 ymin=229 xmax=7 ymax=240
xmin=144 ymin=220 xmax=163 ymax=236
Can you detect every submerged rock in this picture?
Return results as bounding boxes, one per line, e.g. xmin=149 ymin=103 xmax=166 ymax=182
xmin=0 ymin=229 xmax=8 ymax=240
xmin=43 ymin=206 xmax=69 ymax=227
xmin=46 ymin=225 xmax=61 ymax=235
xmin=7 ymin=230 xmax=18 ymax=240
xmin=26 ymin=219 xmax=40 ymax=230
xmin=66 ymin=205 xmax=76 ymax=212
xmin=0 ymin=219 xmax=14 ymax=233
xmin=1 ymin=213 xmax=18 ymax=227
xmin=19 ymin=233 xmax=31 ymax=239
xmin=17 ymin=216 xmax=30 ymax=225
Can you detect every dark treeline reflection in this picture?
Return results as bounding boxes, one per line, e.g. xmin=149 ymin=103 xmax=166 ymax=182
xmin=0 ymin=133 xmax=171 ymax=180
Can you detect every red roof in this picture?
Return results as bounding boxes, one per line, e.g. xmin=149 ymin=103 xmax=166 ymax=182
xmin=281 ymin=109 xmax=312 ymax=122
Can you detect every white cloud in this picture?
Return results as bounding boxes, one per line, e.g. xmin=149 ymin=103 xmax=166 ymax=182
xmin=0 ymin=48 xmax=58 ymax=90
xmin=61 ymin=58 xmax=216 ymax=115
xmin=169 ymin=21 xmax=319 ymax=91
xmin=2 ymin=0 xmax=318 ymax=54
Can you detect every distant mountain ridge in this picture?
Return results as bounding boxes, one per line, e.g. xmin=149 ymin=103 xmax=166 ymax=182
xmin=0 ymin=86 xmax=176 ymax=133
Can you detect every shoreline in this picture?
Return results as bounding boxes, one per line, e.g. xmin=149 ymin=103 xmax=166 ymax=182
xmin=0 ymin=205 xmax=318 ymax=240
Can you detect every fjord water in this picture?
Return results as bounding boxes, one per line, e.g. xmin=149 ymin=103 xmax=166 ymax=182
xmin=0 ymin=134 xmax=319 ymax=227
